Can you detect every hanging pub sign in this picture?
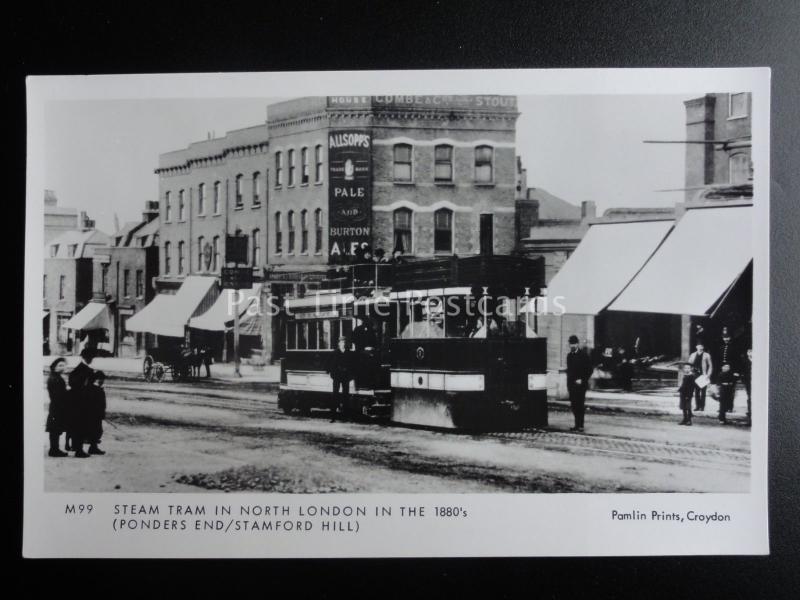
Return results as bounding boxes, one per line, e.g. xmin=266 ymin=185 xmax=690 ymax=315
xmin=328 ymin=129 xmax=372 ymax=264
xmin=221 ymin=266 xmax=253 ymax=290
xmin=225 ymin=234 xmax=249 ymax=265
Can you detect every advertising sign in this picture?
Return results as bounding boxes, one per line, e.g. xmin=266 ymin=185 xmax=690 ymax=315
xmin=328 ymin=129 xmax=372 ymax=263
xmin=221 ymin=266 xmax=253 ymax=290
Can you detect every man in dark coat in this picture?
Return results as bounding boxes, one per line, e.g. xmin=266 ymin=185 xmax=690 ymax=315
xmin=740 ymin=348 xmax=752 ymax=425
xmin=328 ymin=337 xmax=354 ymax=422
xmin=86 ymin=371 xmax=107 ymax=455
xmin=566 ymin=335 xmax=593 ymax=432
xmin=677 ymin=363 xmax=695 ymax=426
xmin=67 ymin=348 xmax=95 ymax=458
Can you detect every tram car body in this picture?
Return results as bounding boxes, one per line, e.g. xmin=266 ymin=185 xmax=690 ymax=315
xmin=277 ymin=255 xmax=548 ymax=431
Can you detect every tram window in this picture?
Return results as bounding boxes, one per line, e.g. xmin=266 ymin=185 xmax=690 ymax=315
xmin=341 ymin=319 xmax=353 ymax=344
xmin=287 ymin=322 xmax=296 ymax=350
xmin=297 ymin=322 xmax=308 ymax=350
xmin=399 ymin=299 xmax=445 ymax=339
xmin=319 ymin=320 xmax=330 ymax=349
xmin=307 ymin=321 xmax=318 ymax=350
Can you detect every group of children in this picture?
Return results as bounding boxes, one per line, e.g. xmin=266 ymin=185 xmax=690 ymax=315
xmin=45 ymin=349 xmax=108 ymax=458
xmin=678 ymin=360 xmax=742 ymax=426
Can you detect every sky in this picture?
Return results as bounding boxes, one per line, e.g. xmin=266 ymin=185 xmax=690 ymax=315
xmin=43 ymin=95 xmax=694 ymax=233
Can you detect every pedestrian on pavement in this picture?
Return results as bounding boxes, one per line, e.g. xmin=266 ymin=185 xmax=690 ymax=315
xmin=45 ymin=357 xmax=69 ymax=457
xmin=201 ymin=345 xmax=212 ymax=378
xmin=688 ymin=342 xmax=713 ymax=411
xmin=678 ymin=362 xmax=696 ymax=425
xmin=716 ymin=363 xmax=736 ymax=425
xmin=566 ymin=334 xmax=592 ymax=432
xmin=67 ymin=347 xmax=95 ymax=458
xmin=328 ymin=337 xmax=354 ymax=422
xmin=85 ymin=370 xmax=107 ymax=455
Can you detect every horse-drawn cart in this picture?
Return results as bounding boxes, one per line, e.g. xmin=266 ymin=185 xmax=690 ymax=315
xmin=142 ymin=345 xmax=196 ymax=382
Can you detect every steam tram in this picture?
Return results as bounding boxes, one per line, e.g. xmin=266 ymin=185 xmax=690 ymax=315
xmin=277 ymin=256 xmax=548 ymax=431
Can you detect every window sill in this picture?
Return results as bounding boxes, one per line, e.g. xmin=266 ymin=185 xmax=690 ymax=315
xmin=213 ymin=212 xmax=222 ymax=217
xmin=474 ymin=182 xmax=495 ymax=187
xmin=314 ymin=252 xmax=323 ymax=256
xmin=197 ymin=213 xmax=206 ymax=218
xmin=300 ymin=182 xmax=309 ymax=188
xmin=727 ymin=115 xmax=748 ymax=121
xmin=393 ymin=181 xmax=415 ymax=186
xmin=234 ymin=206 xmax=244 ymax=211
xmin=434 ymin=181 xmax=455 ymax=187
xmin=252 ymin=204 xmax=262 ymax=209
xmin=314 ymin=181 xmax=324 ymax=186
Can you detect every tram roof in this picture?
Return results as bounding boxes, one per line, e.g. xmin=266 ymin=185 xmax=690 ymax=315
xmin=283 ymin=292 xmax=355 ymax=309
xmin=388 ymin=287 xmax=473 ymax=300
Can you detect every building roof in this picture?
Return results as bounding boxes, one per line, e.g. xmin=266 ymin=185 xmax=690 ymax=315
xmin=524 ymin=223 xmax=588 ymax=242
xmin=46 ymin=229 xmax=111 ymax=258
xmin=601 ymin=207 xmax=676 ymax=220
xmin=112 ymin=222 xmax=142 ymax=247
xmin=527 ymin=188 xmax=582 ymax=220
xmin=133 ymin=218 xmax=160 ymax=247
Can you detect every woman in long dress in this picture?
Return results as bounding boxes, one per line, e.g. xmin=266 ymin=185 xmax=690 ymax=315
xmin=45 ymin=358 xmax=69 ymax=457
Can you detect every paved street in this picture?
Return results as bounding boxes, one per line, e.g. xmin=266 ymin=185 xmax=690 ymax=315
xmin=43 ymin=377 xmax=750 ymax=494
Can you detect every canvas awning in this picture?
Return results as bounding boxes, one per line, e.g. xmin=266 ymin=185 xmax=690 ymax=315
xmin=238 ymin=310 xmax=263 ymax=336
xmin=543 ymin=220 xmax=674 ymax=315
xmin=126 ymin=276 xmax=218 ymax=337
xmin=62 ymin=302 xmax=111 ymax=331
xmin=189 ymin=284 xmax=262 ymax=331
xmin=608 ymin=205 xmax=752 ymax=316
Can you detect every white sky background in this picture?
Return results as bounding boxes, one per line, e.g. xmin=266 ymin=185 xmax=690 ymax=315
xmin=43 ymin=95 xmax=694 ymax=234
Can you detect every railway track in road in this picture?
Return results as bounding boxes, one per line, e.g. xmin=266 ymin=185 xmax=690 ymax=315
xmin=486 ymin=429 xmax=751 ymax=471
xmin=100 ymin=380 xmax=750 ymax=472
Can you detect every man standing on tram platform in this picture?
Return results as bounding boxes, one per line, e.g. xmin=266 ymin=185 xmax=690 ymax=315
xmin=328 ymin=337 xmax=354 ymax=422
xmin=566 ymin=335 xmax=593 ymax=433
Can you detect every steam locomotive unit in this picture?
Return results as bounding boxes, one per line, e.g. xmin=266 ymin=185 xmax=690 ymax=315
xmin=277 ymin=255 xmax=548 ymax=431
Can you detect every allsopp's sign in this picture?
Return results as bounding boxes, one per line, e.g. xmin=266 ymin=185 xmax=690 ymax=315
xmin=328 ymin=129 xmax=372 ymax=263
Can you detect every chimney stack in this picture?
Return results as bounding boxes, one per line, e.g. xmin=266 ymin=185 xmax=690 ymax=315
xmin=142 ymin=200 xmax=160 ymax=223
xmin=581 ymin=201 xmax=597 ymax=221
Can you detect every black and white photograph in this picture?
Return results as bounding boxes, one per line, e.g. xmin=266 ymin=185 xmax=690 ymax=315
xmin=23 ymin=69 xmax=770 ymax=557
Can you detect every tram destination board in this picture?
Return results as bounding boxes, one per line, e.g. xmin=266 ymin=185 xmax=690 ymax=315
xmin=225 ymin=234 xmax=249 ymax=265
xmin=221 ymin=266 xmax=253 ymax=290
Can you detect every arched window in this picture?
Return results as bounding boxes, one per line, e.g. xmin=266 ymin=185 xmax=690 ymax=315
xmin=287 ymin=210 xmax=296 ymax=253
xmin=198 ymin=183 xmax=206 ymax=215
xmin=178 ymin=189 xmax=185 ymax=220
xmin=729 ymin=154 xmax=751 ymax=184
xmin=314 ymin=208 xmax=323 ymax=253
xmin=434 ymin=208 xmax=453 ymax=254
xmin=475 ymin=145 xmax=493 ymax=183
xmin=165 ymin=191 xmax=172 ymax=222
xmin=197 ymin=236 xmax=205 ymax=271
xmin=275 ymin=151 xmax=283 ymax=187
xmin=274 ymin=212 xmax=283 ymax=253
xmin=301 ymin=147 xmax=310 ymax=184
xmin=434 ymin=144 xmax=453 ymax=182
xmin=252 ymin=229 xmax=261 ymax=266
xmin=300 ymin=209 xmax=308 ymax=253
xmin=315 ymin=144 xmax=324 ymax=183
xmin=393 ymin=208 xmax=412 ymax=254
xmin=288 ymin=149 xmax=296 ymax=186
xmin=164 ymin=241 xmax=171 ymax=274
xmin=212 ymin=236 xmax=220 ymax=272
xmin=252 ymin=172 xmax=261 ymax=205
xmin=178 ymin=241 xmax=185 ymax=274
xmin=213 ymin=181 xmax=221 ymax=214
xmin=235 ymin=174 xmax=243 ymax=207
xmin=393 ymin=144 xmax=412 ymax=182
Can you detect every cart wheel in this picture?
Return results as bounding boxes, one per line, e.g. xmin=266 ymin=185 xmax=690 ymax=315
xmin=143 ymin=356 xmax=153 ymax=381
xmin=153 ymin=363 xmax=166 ymax=383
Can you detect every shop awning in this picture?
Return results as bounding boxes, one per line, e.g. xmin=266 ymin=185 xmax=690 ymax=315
xmin=608 ymin=205 xmax=752 ymax=316
xmin=189 ymin=284 xmax=262 ymax=331
xmin=238 ymin=310 xmax=263 ymax=336
xmin=62 ymin=302 xmax=111 ymax=331
xmin=543 ymin=220 xmax=674 ymax=315
xmin=126 ymin=276 xmax=218 ymax=337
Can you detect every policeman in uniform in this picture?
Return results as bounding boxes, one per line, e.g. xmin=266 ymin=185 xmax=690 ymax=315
xmin=566 ymin=335 xmax=593 ymax=432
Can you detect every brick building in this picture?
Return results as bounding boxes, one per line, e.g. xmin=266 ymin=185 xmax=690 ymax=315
xmin=43 ymin=225 xmax=110 ymax=355
xmin=684 ymin=92 xmax=752 ymax=200
xmin=146 ymin=95 xmax=523 ymax=362
xmin=91 ymin=202 xmax=160 ymax=357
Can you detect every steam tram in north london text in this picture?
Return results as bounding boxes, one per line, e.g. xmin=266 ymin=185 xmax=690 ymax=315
xmin=277 ymin=256 xmax=548 ymax=431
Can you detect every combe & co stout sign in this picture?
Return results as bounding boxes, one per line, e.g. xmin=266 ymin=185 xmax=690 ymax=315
xmin=328 ymin=129 xmax=372 ymax=263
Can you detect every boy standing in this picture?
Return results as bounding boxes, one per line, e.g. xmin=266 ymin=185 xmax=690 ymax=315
xmin=678 ymin=363 xmax=695 ymax=426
